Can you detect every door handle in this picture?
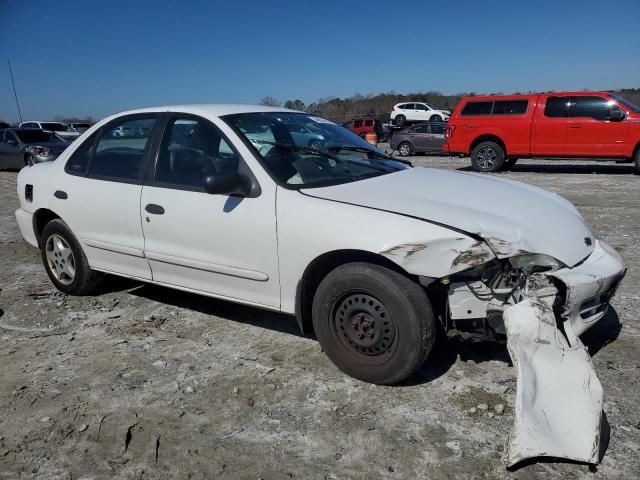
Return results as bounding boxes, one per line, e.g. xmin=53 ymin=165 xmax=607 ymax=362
xmin=569 ymin=124 xmax=582 ymax=128
xmin=145 ymin=204 xmax=165 ymax=215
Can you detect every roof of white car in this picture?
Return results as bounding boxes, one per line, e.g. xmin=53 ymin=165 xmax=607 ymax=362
xmin=112 ymin=104 xmax=298 ymax=118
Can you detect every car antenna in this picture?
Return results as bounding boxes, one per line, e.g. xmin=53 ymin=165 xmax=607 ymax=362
xmin=7 ymin=59 xmax=23 ymax=124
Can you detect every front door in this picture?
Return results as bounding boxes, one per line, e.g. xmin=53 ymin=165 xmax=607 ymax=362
xmin=0 ymin=131 xmax=23 ymax=169
xmin=565 ymin=96 xmax=629 ymax=156
xmin=140 ymin=114 xmax=280 ymax=309
xmin=51 ymin=114 xmax=159 ymax=280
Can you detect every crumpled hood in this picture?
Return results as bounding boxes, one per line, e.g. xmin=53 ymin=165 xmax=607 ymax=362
xmin=302 ymin=167 xmax=594 ymax=267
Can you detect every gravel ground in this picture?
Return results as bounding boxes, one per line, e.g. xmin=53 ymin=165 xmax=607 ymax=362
xmin=0 ymin=153 xmax=639 ymax=479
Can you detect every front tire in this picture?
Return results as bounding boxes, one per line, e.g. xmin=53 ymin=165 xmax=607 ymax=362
xmin=398 ymin=142 xmax=413 ymax=157
xmin=471 ymin=141 xmax=505 ymax=173
xmin=40 ymin=219 xmax=103 ymax=295
xmin=634 ymin=149 xmax=640 ymax=175
xmin=430 ymin=115 xmax=442 ymax=123
xmin=312 ymin=263 xmax=436 ymax=385
xmin=395 ymin=115 xmax=406 ymax=126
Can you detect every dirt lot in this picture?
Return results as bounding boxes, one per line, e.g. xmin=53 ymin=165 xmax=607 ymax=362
xmin=1 ymin=154 xmax=639 ymax=480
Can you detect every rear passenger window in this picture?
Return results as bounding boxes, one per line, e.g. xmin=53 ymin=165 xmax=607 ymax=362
xmin=353 ymin=120 xmax=362 ymax=128
xmin=89 ymin=116 xmax=157 ymax=182
xmin=492 ymin=100 xmax=528 ymax=115
xmin=155 ymin=117 xmax=241 ymax=189
xmin=461 ymin=101 xmax=493 ymax=115
xmin=544 ymin=97 xmax=570 ymax=117
xmin=364 ymin=119 xmax=373 ymax=126
xmin=430 ymin=123 xmax=445 ymax=135
xmin=65 ymin=131 xmax=98 ymax=175
xmin=411 ymin=124 xmax=429 ymax=134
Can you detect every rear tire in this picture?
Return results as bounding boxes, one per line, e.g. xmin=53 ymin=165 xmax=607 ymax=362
xmin=40 ymin=219 xmax=103 ymax=295
xmin=634 ymin=149 xmax=640 ymax=175
xmin=312 ymin=263 xmax=436 ymax=385
xmin=398 ymin=142 xmax=413 ymax=157
xmin=395 ymin=115 xmax=406 ymax=126
xmin=471 ymin=141 xmax=505 ymax=173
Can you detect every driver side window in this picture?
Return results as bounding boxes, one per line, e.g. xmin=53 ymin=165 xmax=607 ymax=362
xmin=155 ymin=116 xmax=241 ymax=190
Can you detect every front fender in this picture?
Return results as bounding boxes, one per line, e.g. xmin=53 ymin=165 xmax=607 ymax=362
xmin=276 ymin=187 xmax=495 ymax=314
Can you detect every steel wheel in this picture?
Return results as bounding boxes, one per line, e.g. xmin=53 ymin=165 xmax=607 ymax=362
xmin=44 ymin=233 xmax=76 ymax=285
xmin=330 ymin=291 xmax=398 ymax=364
xmin=476 ymin=146 xmax=497 ymax=169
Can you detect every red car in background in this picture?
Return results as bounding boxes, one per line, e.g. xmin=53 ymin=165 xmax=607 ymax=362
xmin=342 ymin=118 xmax=382 ymax=139
xmin=445 ymin=91 xmax=640 ymax=173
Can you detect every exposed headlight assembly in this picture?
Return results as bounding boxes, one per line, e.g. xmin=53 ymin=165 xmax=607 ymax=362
xmin=25 ymin=146 xmax=52 ymax=157
xmin=509 ymin=253 xmax=565 ymax=272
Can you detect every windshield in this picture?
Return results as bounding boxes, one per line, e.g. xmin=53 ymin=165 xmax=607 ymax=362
xmin=41 ymin=122 xmax=70 ymax=132
xmin=15 ymin=129 xmax=64 ymax=143
xmin=609 ymin=93 xmax=640 ymax=113
xmin=223 ymin=112 xmax=409 ymax=188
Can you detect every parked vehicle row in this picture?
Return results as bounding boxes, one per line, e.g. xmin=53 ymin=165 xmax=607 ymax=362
xmin=18 ymin=121 xmax=81 ymax=141
xmin=445 ymin=91 xmax=640 ymax=173
xmin=0 ymin=128 xmax=70 ymax=169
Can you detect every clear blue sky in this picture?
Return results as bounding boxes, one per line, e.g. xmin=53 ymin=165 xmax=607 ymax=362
xmin=1 ymin=0 xmax=639 ymax=122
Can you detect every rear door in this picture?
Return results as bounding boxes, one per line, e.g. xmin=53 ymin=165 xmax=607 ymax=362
xmin=408 ymin=123 xmax=429 ymax=151
xmin=52 ymin=114 xmax=159 ymax=280
xmin=566 ymin=96 xmax=628 ymax=156
xmin=139 ymin=113 xmax=280 ymax=308
xmin=531 ymin=96 xmax=568 ymax=156
xmin=425 ymin=122 xmax=446 ymax=152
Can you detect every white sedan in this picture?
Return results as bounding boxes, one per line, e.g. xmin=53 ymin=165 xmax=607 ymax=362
xmin=15 ymin=104 xmax=625 ymax=466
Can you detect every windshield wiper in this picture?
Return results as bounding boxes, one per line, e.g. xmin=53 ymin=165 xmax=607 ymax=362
xmin=251 ymin=140 xmax=398 ymax=173
xmin=327 ymin=145 xmax=413 ymax=166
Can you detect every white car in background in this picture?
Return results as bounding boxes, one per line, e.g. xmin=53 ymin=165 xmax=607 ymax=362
xmin=19 ymin=121 xmax=81 ymax=141
xmin=390 ymin=102 xmax=451 ymax=125
xmin=14 ymin=104 xmax=624 ymax=467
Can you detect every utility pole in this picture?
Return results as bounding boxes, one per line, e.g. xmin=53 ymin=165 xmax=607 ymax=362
xmin=8 ymin=60 xmax=23 ymax=123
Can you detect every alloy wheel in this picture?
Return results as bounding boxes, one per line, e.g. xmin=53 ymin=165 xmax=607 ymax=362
xmin=476 ymin=147 xmax=497 ymax=169
xmin=45 ymin=234 xmax=76 ymax=285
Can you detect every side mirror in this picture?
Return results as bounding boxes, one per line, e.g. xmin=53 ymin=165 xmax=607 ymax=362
xmin=608 ymin=108 xmax=625 ymax=122
xmin=204 ymin=172 xmax=251 ymax=196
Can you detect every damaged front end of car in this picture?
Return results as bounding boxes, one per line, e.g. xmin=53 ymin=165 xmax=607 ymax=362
xmin=444 ymin=238 xmax=625 ymax=467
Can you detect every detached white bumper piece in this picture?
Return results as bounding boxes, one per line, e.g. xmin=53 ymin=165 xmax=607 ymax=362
xmin=504 ymin=299 xmax=604 ymax=466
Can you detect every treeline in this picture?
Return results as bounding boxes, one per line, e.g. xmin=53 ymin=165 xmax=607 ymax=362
xmin=261 ymin=88 xmax=640 ymax=123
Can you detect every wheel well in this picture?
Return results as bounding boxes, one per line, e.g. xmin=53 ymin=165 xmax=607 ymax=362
xmin=632 ymin=141 xmax=640 ymax=161
xmin=294 ymin=250 xmax=415 ymax=336
xmin=33 ymin=209 xmax=61 ymax=244
xmin=470 ymin=135 xmax=507 ymax=156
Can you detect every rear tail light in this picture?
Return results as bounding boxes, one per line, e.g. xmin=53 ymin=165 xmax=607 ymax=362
xmin=445 ymin=125 xmax=455 ymax=139
xmin=25 ymin=184 xmax=33 ymax=202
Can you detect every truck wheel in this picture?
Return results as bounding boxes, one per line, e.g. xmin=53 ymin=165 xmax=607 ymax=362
xmin=634 ymin=149 xmax=640 ymax=175
xmin=40 ymin=219 xmax=103 ymax=295
xmin=471 ymin=141 xmax=505 ymax=173
xmin=395 ymin=115 xmax=406 ymax=126
xmin=503 ymin=158 xmax=518 ymax=170
xmin=312 ymin=262 xmax=436 ymax=385
xmin=398 ymin=142 xmax=413 ymax=157
xmin=430 ymin=115 xmax=442 ymax=123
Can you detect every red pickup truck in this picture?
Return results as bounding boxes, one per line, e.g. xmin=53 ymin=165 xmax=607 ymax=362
xmin=445 ymin=92 xmax=640 ymax=173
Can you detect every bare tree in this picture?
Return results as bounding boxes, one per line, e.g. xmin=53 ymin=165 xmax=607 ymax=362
xmin=259 ymin=96 xmax=282 ymax=107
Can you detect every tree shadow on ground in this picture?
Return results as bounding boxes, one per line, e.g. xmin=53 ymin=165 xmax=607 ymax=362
xmin=119 ymin=278 xmax=621 ymax=384
xmin=456 ymin=162 xmax=636 ymax=175
xmin=128 ymin=282 xmax=303 ymax=338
